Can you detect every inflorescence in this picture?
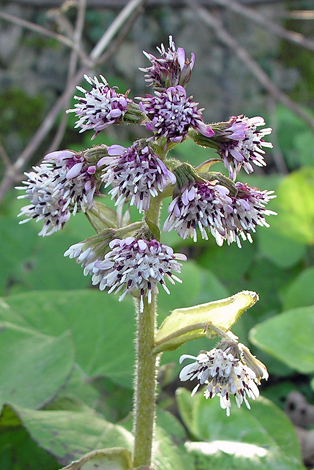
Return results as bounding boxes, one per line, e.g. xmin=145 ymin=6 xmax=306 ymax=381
xmin=179 ymin=339 xmax=268 ymax=416
xmin=17 ymin=38 xmax=274 ymax=403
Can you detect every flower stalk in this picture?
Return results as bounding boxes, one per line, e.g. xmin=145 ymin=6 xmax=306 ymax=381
xmin=133 ymin=294 xmax=158 ymax=467
xmin=132 ymin=194 xmax=162 ymax=467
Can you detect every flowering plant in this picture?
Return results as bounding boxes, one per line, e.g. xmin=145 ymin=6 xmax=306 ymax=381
xmin=17 ymin=36 xmax=276 ymax=469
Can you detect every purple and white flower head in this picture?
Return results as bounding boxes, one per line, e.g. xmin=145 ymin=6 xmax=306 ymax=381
xmin=215 ymin=115 xmax=273 ymax=179
xmin=139 ymin=85 xmax=214 ymax=145
xmin=163 ymin=180 xmax=229 ymax=243
xmin=101 ymin=142 xmax=176 ymax=212
xmin=17 ymin=150 xmax=98 ymax=236
xmin=220 ymin=182 xmax=277 ymax=247
xmin=179 ymin=341 xmax=268 ymax=416
xmin=140 ymin=35 xmax=195 ymax=91
xmin=163 ymin=178 xmax=276 ymax=247
xmin=65 ymin=236 xmax=187 ymax=313
xmin=67 ymin=75 xmax=141 ymax=139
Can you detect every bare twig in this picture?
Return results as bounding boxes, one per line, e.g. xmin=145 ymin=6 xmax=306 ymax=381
xmin=267 ymin=98 xmax=288 ymax=175
xmin=267 ymin=10 xmax=314 ymax=21
xmin=96 ymin=0 xmax=145 ymax=65
xmin=184 ymin=0 xmax=314 ymax=132
xmin=90 ymin=0 xmax=144 ymax=60
xmin=0 ymin=9 xmax=90 ymax=64
xmin=8 ymin=0 xmax=288 ymax=7
xmin=48 ymin=0 xmax=87 ymax=152
xmin=0 ymin=140 xmax=12 ymax=170
xmin=212 ymin=0 xmax=314 ymax=53
xmin=0 ymin=0 xmax=146 ymax=201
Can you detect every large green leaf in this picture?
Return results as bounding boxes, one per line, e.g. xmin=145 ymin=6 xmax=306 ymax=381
xmin=158 ymin=260 xmax=205 ymax=315
xmin=258 ymin=227 xmax=306 ymax=269
xmin=273 ymin=167 xmax=314 ymax=245
xmin=158 ymin=260 xmax=229 ymax=321
xmin=0 ymin=425 xmax=59 ymax=470
xmin=0 ymin=323 xmax=74 ymax=409
xmin=0 ymin=216 xmax=38 ymax=296
xmin=245 ymin=258 xmax=294 ymax=317
xmin=275 ymin=104 xmax=314 ymax=169
xmin=154 ymin=409 xmax=195 ymax=470
xmin=250 ymin=306 xmax=314 ymax=373
xmin=59 ymin=448 xmax=133 ymax=470
xmin=176 ymin=388 xmax=305 ymax=470
xmin=0 ymin=290 xmax=136 ymax=388
xmin=197 ymin=241 xmax=256 ymax=290
xmin=0 ymin=212 xmax=93 ymax=295
xmin=46 ymin=365 xmax=101 ymax=412
xmin=281 ymin=266 xmax=314 ymax=310
xmin=0 ymin=404 xmax=133 ymax=467
xmin=154 ymin=291 xmax=258 ymax=353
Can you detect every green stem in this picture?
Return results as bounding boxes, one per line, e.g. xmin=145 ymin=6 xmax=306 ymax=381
xmin=133 ymin=295 xmax=158 ymax=467
xmin=132 ymin=196 xmax=161 ymax=467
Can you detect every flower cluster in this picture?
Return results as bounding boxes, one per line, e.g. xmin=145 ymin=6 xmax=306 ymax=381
xmin=140 ymin=35 xmax=195 ymax=90
xmin=17 ymin=35 xmax=275 ymax=313
xmin=140 ymin=85 xmax=214 ymax=145
xmin=65 ymin=237 xmax=186 ymax=312
xmin=68 ymin=75 xmax=142 ymax=139
xmin=17 ymin=36 xmax=274 ymax=423
xmin=179 ymin=341 xmax=268 ymax=416
xmin=17 ymin=150 xmax=98 ymax=236
xmin=214 ymin=115 xmax=273 ymax=179
xmin=163 ymin=179 xmax=276 ymax=247
xmin=101 ymin=142 xmax=176 ymax=212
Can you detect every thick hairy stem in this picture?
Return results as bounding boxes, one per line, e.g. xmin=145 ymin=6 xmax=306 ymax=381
xmin=132 ymin=195 xmax=161 ymax=467
xmin=133 ymin=295 xmax=158 ymax=467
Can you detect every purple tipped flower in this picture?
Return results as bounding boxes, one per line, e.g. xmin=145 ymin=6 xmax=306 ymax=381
xmin=140 ymin=85 xmax=214 ymax=145
xmin=179 ymin=342 xmax=268 ymax=417
xmin=101 ymin=142 xmax=176 ymax=212
xmin=220 ymin=182 xmax=276 ymax=247
xmin=65 ymin=237 xmax=187 ymax=312
xmin=67 ymin=75 xmax=129 ymax=138
xmin=215 ymin=116 xmax=273 ymax=179
xmin=140 ymin=35 xmax=195 ymax=90
xmin=17 ymin=150 xmax=97 ymax=236
xmin=163 ymin=181 xmax=227 ymax=242
xmin=163 ymin=180 xmax=276 ymax=246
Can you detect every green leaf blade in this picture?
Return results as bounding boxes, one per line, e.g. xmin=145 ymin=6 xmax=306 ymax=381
xmin=250 ymin=306 xmax=314 ymax=374
xmin=155 ymin=291 xmax=258 ymax=353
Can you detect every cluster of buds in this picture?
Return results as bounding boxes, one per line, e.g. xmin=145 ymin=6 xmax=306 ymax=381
xmin=17 ymin=36 xmax=273 ymax=412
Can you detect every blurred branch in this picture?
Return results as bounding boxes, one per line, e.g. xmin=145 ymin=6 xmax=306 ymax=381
xmin=0 ymin=0 xmax=146 ymax=201
xmin=48 ymin=0 xmax=87 ymax=152
xmin=185 ymin=0 xmax=314 ymax=132
xmin=0 ymin=10 xmax=90 ymax=64
xmin=212 ymin=0 xmax=314 ymax=53
xmin=267 ymin=98 xmax=288 ymax=175
xmin=0 ymin=140 xmax=12 ymax=170
xmin=8 ymin=0 xmax=289 ymax=7
xmin=266 ymin=10 xmax=314 ymax=21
